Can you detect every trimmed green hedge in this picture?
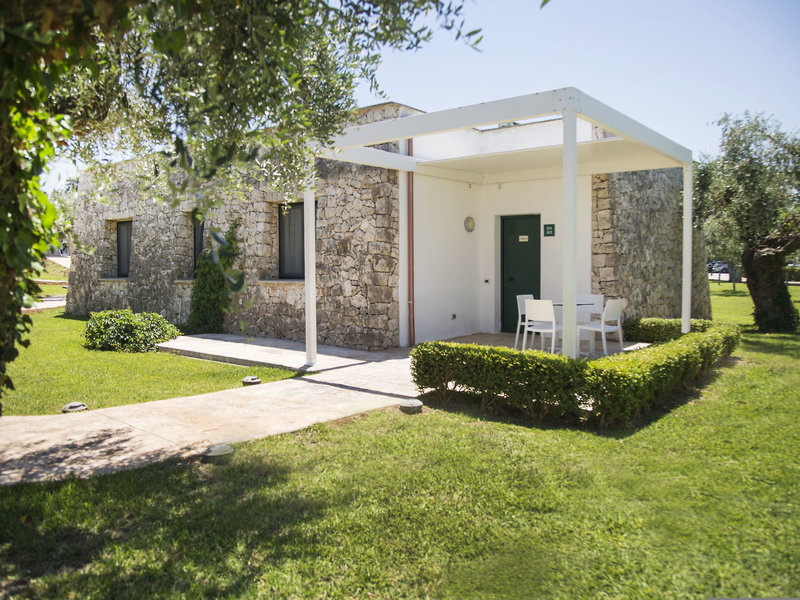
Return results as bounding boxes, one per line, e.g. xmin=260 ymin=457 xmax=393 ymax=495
xmin=411 ymin=342 xmax=586 ymax=421
xmin=84 ymin=309 xmax=181 ymax=352
xmin=411 ymin=319 xmax=739 ymax=428
xmin=622 ymin=318 xmax=712 ymax=343
xmin=585 ymin=321 xmax=738 ymax=427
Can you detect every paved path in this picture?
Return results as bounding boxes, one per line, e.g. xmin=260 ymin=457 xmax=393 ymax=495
xmin=46 ymin=255 xmax=71 ymax=269
xmin=23 ymin=297 xmax=67 ymax=313
xmin=0 ymin=335 xmax=417 ymax=486
xmin=22 ymin=255 xmax=70 ymax=313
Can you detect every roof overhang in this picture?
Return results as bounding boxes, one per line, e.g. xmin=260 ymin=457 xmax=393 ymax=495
xmin=316 ymin=87 xmax=692 ymax=182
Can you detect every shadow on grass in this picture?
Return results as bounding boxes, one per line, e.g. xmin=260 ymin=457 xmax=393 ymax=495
xmin=0 ymin=429 xmax=188 ymax=486
xmin=0 ymin=449 xmax=323 ymax=599
xmin=740 ymin=331 xmax=800 ymax=359
xmin=421 ymin=356 xmax=742 ymax=441
xmin=711 ymin=289 xmax=751 ymax=297
xmin=53 ymin=312 xmax=88 ymax=322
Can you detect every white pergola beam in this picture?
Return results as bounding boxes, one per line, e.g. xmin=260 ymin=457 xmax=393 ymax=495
xmin=303 ymin=187 xmax=317 ymax=366
xmin=561 ymin=107 xmax=579 ymax=359
xmin=317 ymin=146 xmax=420 ymax=173
xmin=332 ymin=88 xmax=572 ymax=150
xmin=576 ymin=94 xmax=692 ymax=166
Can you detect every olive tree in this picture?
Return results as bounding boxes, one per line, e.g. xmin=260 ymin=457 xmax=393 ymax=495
xmin=696 ymin=113 xmax=800 ymax=331
xmin=1 ymin=0 xmax=490 ymax=394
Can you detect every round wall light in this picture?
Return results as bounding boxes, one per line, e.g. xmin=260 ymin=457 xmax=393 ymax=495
xmin=464 ymin=216 xmax=476 ymax=232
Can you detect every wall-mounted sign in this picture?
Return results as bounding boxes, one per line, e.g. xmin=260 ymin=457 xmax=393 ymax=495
xmin=543 ymin=224 xmax=555 ymax=237
xmin=518 ymin=235 xmax=529 ymax=242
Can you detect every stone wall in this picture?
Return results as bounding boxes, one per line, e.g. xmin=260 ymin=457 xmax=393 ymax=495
xmin=222 ymin=159 xmax=400 ymax=350
xmin=591 ymin=170 xmax=712 ymax=320
xmin=67 ymin=108 xmax=402 ymax=350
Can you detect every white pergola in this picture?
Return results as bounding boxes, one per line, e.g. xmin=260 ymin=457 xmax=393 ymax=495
xmin=302 ymin=87 xmax=693 ymax=365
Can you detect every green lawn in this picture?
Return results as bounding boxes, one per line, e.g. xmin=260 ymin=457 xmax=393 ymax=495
xmin=3 ymin=309 xmax=295 ymax=415
xmin=1 ymin=285 xmax=798 ymax=598
xmin=37 ymin=258 xmax=70 ymax=281
xmin=32 ymin=258 xmax=70 ymax=298
xmin=34 ymin=282 xmax=68 ymax=298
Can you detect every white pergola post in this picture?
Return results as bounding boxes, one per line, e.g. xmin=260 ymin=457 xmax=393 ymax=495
xmin=561 ymin=107 xmax=578 ymax=358
xmin=303 ymin=187 xmax=317 ymax=366
xmin=681 ymin=164 xmax=693 ymax=333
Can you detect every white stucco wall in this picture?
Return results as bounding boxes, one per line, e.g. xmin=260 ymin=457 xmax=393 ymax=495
xmin=411 ymin=174 xmax=592 ymax=343
xmin=476 ymin=176 xmax=593 ymax=333
xmin=412 ymin=175 xmax=482 ymax=342
xmin=408 ymin=118 xmax=594 ymax=344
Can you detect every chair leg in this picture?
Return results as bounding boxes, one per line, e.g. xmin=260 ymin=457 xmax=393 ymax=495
xmin=601 ymin=329 xmax=608 ymax=356
xmin=588 ymin=332 xmax=595 ymax=355
xmin=618 ymin=328 xmax=624 ymax=353
xmin=550 ymin=329 xmax=556 ymax=353
xmin=514 ymin=323 xmax=521 ymax=350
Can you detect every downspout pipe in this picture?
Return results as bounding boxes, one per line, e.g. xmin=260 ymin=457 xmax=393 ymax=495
xmin=407 ymin=138 xmax=415 ymax=347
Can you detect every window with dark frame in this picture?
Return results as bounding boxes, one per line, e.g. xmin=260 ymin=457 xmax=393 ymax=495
xmin=192 ymin=213 xmax=204 ymax=276
xmin=279 ymin=203 xmax=304 ymax=279
xmin=117 ymin=220 xmax=132 ymax=277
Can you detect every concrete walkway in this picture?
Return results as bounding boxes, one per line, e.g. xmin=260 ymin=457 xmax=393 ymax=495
xmin=46 ymin=255 xmax=71 ymax=269
xmin=23 ymin=296 xmax=67 ymax=313
xmin=0 ymin=335 xmax=416 ymax=486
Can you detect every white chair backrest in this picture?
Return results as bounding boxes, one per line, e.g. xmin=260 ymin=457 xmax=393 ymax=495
xmin=525 ymin=299 xmax=555 ymax=323
xmin=603 ymin=298 xmax=627 ymax=323
xmin=516 ymin=294 xmax=534 ymax=317
xmin=577 ymin=293 xmax=604 ymax=317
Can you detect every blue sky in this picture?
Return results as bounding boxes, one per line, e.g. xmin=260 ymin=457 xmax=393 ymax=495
xmin=43 ymin=0 xmax=799 ymax=190
xmin=355 ymin=0 xmax=800 ymax=157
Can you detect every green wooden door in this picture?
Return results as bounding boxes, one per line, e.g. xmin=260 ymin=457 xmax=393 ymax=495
xmin=501 ymin=215 xmax=541 ymax=332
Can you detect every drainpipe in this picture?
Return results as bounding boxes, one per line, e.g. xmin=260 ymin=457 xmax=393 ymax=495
xmin=407 ymin=138 xmax=416 ymax=347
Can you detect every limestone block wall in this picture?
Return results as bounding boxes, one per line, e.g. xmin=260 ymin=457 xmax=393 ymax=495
xmin=67 ymin=107 xmax=402 ymax=350
xmin=591 ymin=170 xmax=711 ymax=320
xmin=223 ymin=160 xmax=400 ymax=350
xmin=66 ymin=166 xmax=198 ymax=321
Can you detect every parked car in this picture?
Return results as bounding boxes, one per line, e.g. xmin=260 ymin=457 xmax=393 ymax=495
xmin=712 ymin=261 xmax=731 ymax=273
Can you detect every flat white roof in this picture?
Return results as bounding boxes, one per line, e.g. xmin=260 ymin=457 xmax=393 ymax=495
xmin=318 ymin=87 xmax=691 ymax=181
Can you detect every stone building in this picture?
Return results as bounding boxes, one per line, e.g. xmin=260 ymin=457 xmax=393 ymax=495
xmin=67 ymin=89 xmax=711 ymax=354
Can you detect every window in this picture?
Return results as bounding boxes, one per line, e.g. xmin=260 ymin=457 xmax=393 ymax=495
xmin=279 ymin=203 xmax=304 ymax=278
xmin=192 ymin=213 xmax=204 ymax=276
xmin=117 ymin=220 xmax=132 ymax=277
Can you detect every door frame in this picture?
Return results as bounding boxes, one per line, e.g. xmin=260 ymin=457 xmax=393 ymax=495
xmin=499 ymin=214 xmax=542 ymax=333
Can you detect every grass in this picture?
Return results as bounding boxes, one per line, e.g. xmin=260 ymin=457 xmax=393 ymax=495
xmin=1 ymin=284 xmax=799 ymax=598
xmin=31 ymin=258 xmax=70 ymax=298
xmin=37 ymin=258 xmax=70 ymax=281
xmin=3 ymin=309 xmax=295 ymax=415
xmin=34 ymin=283 xmax=67 ymax=298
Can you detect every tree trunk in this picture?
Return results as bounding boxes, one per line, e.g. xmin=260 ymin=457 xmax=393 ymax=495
xmin=742 ymin=247 xmax=799 ymax=332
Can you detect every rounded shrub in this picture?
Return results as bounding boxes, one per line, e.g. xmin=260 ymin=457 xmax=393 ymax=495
xmin=84 ymin=309 xmax=181 ymax=352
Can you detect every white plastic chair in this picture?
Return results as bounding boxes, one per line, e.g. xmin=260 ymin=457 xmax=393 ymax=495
xmin=522 ymin=299 xmax=561 ymax=353
xmin=577 ymin=298 xmax=627 ymax=356
xmin=513 ymin=294 xmax=534 ymax=349
xmin=576 ymin=293 xmax=604 ymax=324
xmin=576 ymin=293 xmax=604 ymax=351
